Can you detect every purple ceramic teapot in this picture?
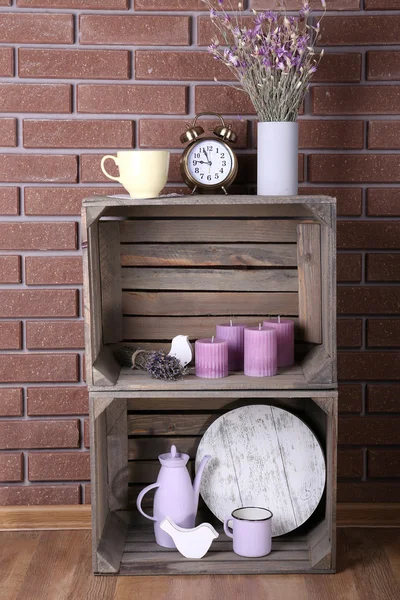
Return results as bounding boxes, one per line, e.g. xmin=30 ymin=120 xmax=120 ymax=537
xmin=136 ymin=445 xmax=211 ymax=548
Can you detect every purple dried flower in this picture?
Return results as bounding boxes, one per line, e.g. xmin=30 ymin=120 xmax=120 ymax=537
xmin=210 ymin=8 xmax=217 ymax=18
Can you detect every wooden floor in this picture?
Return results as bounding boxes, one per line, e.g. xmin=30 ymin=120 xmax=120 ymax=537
xmin=1 ymin=528 xmax=399 ymax=600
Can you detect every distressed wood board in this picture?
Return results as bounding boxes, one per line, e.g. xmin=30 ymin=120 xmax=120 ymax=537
xmin=195 ymin=405 xmax=326 ymax=537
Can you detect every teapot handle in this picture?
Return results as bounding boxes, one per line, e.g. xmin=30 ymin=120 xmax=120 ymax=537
xmin=136 ymin=482 xmax=160 ymax=522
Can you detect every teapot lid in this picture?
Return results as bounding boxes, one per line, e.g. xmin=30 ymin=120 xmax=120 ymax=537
xmin=159 ymin=444 xmax=189 ymax=467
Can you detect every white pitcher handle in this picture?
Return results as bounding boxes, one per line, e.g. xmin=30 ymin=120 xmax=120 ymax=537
xmin=224 ymin=517 xmax=234 ymax=539
xmin=136 ymin=482 xmax=160 ymax=522
xmin=101 ymin=155 xmax=120 ymax=182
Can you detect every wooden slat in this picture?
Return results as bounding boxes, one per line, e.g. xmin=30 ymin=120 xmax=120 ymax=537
xmin=121 ymin=268 xmax=298 ymax=292
xmin=111 ymin=204 xmax=312 ymax=218
xmin=126 ymin=396 xmax=307 ymax=412
xmin=297 ymin=223 xmax=322 ymax=344
xmin=128 ymin=413 xmax=217 ymax=436
xmin=120 ymin=243 xmax=298 ymax=267
xmin=121 ymin=550 xmax=309 ymax=565
xmin=119 ymin=220 xmax=298 ymax=243
xmin=106 ymin=401 xmax=128 ymax=512
xmin=128 ymin=437 xmax=201 ymax=460
xmin=83 ymin=219 xmax=102 ymax=384
xmin=99 ymin=221 xmax=122 ymax=344
xmin=122 ymin=316 xmax=299 ymax=341
xmin=122 ymin=292 xmax=298 ymax=317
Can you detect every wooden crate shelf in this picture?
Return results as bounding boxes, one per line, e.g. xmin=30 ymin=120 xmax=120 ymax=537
xmin=90 ymin=391 xmax=337 ymax=575
xmin=83 ymin=194 xmax=337 ymax=391
xmin=84 ymin=194 xmax=337 ymax=576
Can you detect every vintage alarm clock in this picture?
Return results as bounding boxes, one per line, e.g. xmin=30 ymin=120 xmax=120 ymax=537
xmin=180 ymin=112 xmax=238 ymax=195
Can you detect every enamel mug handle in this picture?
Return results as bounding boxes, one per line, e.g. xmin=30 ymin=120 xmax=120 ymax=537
xmin=136 ymin=482 xmax=160 ymax=522
xmin=224 ymin=517 xmax=234 ymax=539
xmin=101 ymin=155 xmax=120 ymax=182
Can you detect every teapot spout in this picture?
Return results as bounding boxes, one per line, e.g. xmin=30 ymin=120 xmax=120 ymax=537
xmin=193 ymin=455 xmax=211 ymax=512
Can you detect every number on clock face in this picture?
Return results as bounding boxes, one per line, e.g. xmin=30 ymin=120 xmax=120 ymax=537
xmin=187 ymin=140 xmax=232 ymax=185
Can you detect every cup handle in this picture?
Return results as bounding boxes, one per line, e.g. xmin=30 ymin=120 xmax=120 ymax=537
xmin=224 ymin=517 xmax=234 ymax=539
xmin=101 ymin=155 xmax=120 ymax=182
xmin=136 ymin=482 xmax=160 ymax=522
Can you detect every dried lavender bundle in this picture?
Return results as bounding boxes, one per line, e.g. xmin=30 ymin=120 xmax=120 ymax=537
xmin=131 ymin=349 xmax=189 ymax=381
xmin=203 ymin=0 xmax=326 ymax=122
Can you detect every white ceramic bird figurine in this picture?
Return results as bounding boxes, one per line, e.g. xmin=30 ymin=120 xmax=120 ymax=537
xmin=168 ymin=335 xmax=193 ymax=367
xmin=160 ymin=517 xmax=219 ymax=559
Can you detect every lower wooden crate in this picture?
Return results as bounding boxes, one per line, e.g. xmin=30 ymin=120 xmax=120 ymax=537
xmin=90 ymin=390 xmax=337 ymax=575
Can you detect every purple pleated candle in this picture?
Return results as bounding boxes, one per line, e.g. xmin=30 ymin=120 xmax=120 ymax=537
xmin=195 ymin=337 xmax=228 ymax=379
xmin=263 ymin=317 xmax=295 ymax=368
xmin=216 ymin=321 xmax=246 ymax=371
xmin=244 ymin=325 xmax=277 ymax=377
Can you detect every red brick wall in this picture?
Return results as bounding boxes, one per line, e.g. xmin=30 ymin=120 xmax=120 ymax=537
xmin=0 ymin=0 xmax=399 ymax=505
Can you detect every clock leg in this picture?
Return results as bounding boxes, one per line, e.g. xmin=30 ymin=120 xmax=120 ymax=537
xmin=191 ymin=185 xmax=198 ymax=195
xmin=221 ymin=186 xmax=228 ymax=196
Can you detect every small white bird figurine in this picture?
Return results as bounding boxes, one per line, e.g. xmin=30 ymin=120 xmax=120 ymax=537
xmin=168 ymin=335 xmax=193 ymax=367
xmin=160 ymin=517 xmax=219 ymax=559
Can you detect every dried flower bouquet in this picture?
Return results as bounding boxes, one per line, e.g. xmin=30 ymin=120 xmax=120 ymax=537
xmin=204 ymin=0 xmax=326 ymax=122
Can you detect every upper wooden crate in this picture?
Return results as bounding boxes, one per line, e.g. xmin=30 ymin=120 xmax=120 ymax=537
xmin=82 ymin=194 xmax=337 ymax=392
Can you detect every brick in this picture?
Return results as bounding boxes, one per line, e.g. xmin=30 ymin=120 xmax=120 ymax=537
xmin=338 ymin=449 xmax=363 ymax=479
xmin=0 ymin=388 xmax=23 ymax=417
xmin=338 ymin=221 xmax=400 ymax=250
xmin=0 ymin=453 xmax=23 ymax=482
xmin=19 ymin=48 xmax=130 ymax=81
xmin=24 ymin=187 xmax=121 ymax=216
xmin=0 ymin=187 xmax=19 ymax=216
xmin=338 ymin=286 xmax=400 ymax=315
xmin=29 ymin=452 xmax=90 ymax=481
xmin=319 ymin=16 xmax=400 ymax=46
xmin=369 ymin=121 xmax=400 ymax=150
xmin=78 ymin=85 xmax=187 ymax=115
xmin=367 ymin=188 xmax=400 ymax=217
xmin=314 ymin=53 xmax=361 ymax=83
xmin=136 ymin=0 xmax=206 ymax=7
xmin=339 ymin=415 xmax=400 ymax=444
xmin=313 ymin=86 xmax=400 ymax=115
xmin=367 ymin=254 xmax=400 ymax=282
xmin=0 ymin=322 xmax=21 ymax=350
xmin=338 ymin=482 xmax=400 ymax=503
xmin=18 ymin=0 xmax=127 ymax=7
xmin=0 ymin=155 xmax=77 ymax=184
xmin=0 ymin=419 xmax=79 ymax=449
xmin=0 ymin=485 xmax=80 ymax=505
xmin=0 ymin=290 xmax=78 ymax=318
xmin=367 ymin=384 xmax=400 ymax=413
xmin=300 ymin=120 xmax=363 ymax=150
xmin=338 ymin=384 xmax=362 ymax=413
xmin=367 ymin=319 xmax=400 ymax=348
xmin=0 ymin=13 xmax=73 ymax=44
xmin=0 ymin=256 xmax=21 ymax=283
xmin=338 ymin=351 xmax=400 ymax=380
xmin=139 ymin=119 xmax=248 ymax=149
xmin=27 ymin=321 xmax=84 ymax=350
xmin=0 ymin=222 xmax=76 ymax=251
xmin=27 ymin=386 xmax=88 ymax=416
xmin=252 ymin=0 xmax=360 ymax=7
xmin=0 ymin=354 xmax=79 ymax=383
xmin=23 ymin=120 xmax=133 ymax=150
xmin=197 ymin=15 xmax=250 ymax=46
xmin=83 ymin=483 xmax=91 ymax=504
xmin=84 ymin=419 xmax=90 ymax=448
xmin=136 ymin=51 xmax=234 ymax=81
xmin=0 ymin=118 xmax=16 ymax=147
xmin=0 ymin=48 xmax=13 ymax=77
xmin=365 ymin=0 xmax=400 ymax=8
xmin=299 ymin=187 xmax=362 ymax=217
xmin=26 ymin=257 xmax=83 ymax=286
xmin=367 ymin=51 xmax=400 ymax=82
xmin=80 ymin=15 xmax=190 ymax=46
xmin=337 ymin=319 xmax=363 ymax=348
xmin=309 ymin=154 xmax=400 ymax=183
xmin=369 ymin=450 xmax=400 ymax=478
xmin=0 ymin=84 xmax=71 ymax=114
xmin=196 ymin=85 xmax=255 ymax=115
xmin=337 ymin=254 xmax=362 ymax=282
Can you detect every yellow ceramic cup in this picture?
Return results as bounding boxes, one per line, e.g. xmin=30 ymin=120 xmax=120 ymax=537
xmin=101 ymin=150 xmax=170 ymax=199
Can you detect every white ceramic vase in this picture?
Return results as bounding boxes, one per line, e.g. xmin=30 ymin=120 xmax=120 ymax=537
xmin=257 ymin=121 xmax=298 ymax=196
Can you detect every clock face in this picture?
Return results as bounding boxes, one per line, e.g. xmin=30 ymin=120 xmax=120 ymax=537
xmin=187 ymin=139 xmax=233 ymax=186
